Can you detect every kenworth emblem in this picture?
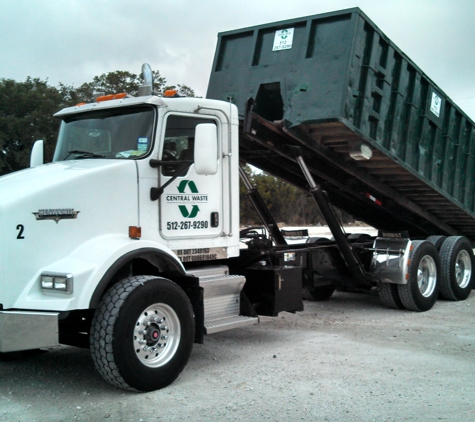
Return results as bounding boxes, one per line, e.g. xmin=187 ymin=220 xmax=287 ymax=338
xmin=33 ymin=209 xmax=80 ymax=223
xmin=165 ymin=180 xmax=208 ymax=218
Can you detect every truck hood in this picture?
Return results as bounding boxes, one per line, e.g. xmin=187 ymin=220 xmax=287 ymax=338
xmin=0 ymin=159 xmax=140 ymax=309
xmin=0 ymin=160 xmax=136 ymax=207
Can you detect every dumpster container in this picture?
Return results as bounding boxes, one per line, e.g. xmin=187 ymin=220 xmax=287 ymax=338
xmin=207 ymin=7 xmax=475 ymax=241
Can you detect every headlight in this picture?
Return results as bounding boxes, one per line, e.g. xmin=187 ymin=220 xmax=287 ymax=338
xmin=40 ymin=273 xmax=73 ymax=293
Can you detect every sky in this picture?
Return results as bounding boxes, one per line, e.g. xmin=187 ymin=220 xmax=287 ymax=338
xmin=2 ymin=0 xmax=475 ymax=120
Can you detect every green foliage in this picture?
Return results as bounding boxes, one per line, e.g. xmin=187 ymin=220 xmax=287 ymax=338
xmin=239 ymin=166 xmax=326 ymax=226
xmin=64 ymin=70 xmax=196 ymax=103
xmin=71 ymin=70 xmax=168 ymax=103
xmin=0 ymin=77 xmax=66 ymax=175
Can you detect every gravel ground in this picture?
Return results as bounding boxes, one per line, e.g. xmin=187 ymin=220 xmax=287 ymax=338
xmin=1 ymin=289 xmax=474 ymax=421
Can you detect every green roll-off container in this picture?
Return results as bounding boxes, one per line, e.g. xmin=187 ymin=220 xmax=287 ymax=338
xmin=207 ymin=8 xmax=475 ymax=240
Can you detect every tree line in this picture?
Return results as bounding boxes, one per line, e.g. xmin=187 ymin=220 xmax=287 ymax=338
xmin=239 ymin=165 xmax=354 ymax=226
xmin=0 ymin=70 xmax=349 ymax=226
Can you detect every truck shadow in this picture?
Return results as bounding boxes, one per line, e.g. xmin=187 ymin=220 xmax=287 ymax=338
xmin=0 ymin=345 xmax=115 ymax=394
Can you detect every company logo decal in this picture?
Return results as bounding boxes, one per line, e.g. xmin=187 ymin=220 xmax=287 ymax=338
xmin=165 ymin=180 xmax=208 ymax=218
xmin=273 ymin=28 xmax=294 ymax=51
xmin=33 ymin=208 xmax=80 ymax=223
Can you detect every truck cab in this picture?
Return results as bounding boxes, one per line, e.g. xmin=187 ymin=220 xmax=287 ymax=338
xmin=0 ymin=87 xmax=252 ymax=391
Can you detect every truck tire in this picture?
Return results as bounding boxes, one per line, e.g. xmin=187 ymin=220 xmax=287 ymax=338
xmin=439 ymin=236 xmax=474 ymax=301
xmin=302 ymin=285 xmax=335 ymax=301
xmin=426 ymin=235 xmax=447 ymax=251
xmin=379 ymin=282 xmax=404 ymax=309
xmin=397 ymin=240 xmax=440 ymax=312
xmin=90 ymin=276 xmax=194 ymax=392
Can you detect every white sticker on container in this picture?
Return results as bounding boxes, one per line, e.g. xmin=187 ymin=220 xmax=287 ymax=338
xmin=430 ymin=92 xmax=442 ymax=117
xmin=273 ymin=28 xmax=294 ymax=51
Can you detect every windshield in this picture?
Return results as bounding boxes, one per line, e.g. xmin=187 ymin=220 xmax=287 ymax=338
xmin=53 ymin=105 xmax=155 ymax=161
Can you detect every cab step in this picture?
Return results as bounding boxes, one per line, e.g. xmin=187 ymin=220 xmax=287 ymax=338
xmin=205 ymin=315 xmax=258 ymax=334
xmin=186 ymin=266 xmax=259 ymax=334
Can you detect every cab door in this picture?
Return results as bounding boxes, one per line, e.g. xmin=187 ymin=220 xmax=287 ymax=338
xmin=159 ymin=114 xmax=223 ymax=240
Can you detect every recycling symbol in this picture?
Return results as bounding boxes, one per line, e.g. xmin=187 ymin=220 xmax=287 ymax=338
xmin=177 ymin=180 xmax=200 ymax=218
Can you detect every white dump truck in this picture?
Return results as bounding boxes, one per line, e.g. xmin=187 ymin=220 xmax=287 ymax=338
xmin=1 ymin=8 xmax=474 ymax=392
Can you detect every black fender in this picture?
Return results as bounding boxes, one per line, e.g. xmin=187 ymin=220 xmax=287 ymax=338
xmin=89 ymin=248 xmax=185 ymax=309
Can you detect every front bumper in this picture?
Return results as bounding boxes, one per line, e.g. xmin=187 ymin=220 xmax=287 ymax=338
xmin=0 ymin=311 xmax=59 ymax=352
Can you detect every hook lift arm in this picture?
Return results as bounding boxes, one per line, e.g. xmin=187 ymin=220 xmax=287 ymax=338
xmin=290 ymin=146 xmax=372 ymax=287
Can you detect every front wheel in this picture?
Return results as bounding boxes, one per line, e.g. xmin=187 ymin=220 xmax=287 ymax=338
xmin=398 ymin=241 xmax=440 ymax=312
xmin=439 ymin=236 xmax=474 ymax=301
xmin=90 ymin=276 xmax=194 ymax=391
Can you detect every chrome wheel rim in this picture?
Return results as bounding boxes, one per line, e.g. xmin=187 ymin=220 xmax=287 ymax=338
xmin=455 ymin=250 xmax=472 ymax=289
xmin=417 ymin=255 xmax=437 ymax=297
xmin=133 ymin=303 xmax=181 ymax=368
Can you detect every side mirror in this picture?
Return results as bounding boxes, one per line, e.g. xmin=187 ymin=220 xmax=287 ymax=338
xmin=194 ymin=124 xmax=218 ymax=175
xmin=30 ymin=140 xmax=44 ymax=167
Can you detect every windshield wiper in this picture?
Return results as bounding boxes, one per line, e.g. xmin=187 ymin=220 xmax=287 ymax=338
xmin=64 ymin=150 xmax=106 ymax=160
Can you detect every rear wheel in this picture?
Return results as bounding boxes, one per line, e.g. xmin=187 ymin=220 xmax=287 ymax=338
xmin=439 ymin=236 xmax=474 ymax=301
xmin=379 ymin=282 xmax=404 ymax=309
xmin=426 ymin=235 xmax=447 ymax=251
xmin=398 ymin=240 xmax=440 ymax=312
xmin=90 ymin=276 xmax=194 ymax=391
